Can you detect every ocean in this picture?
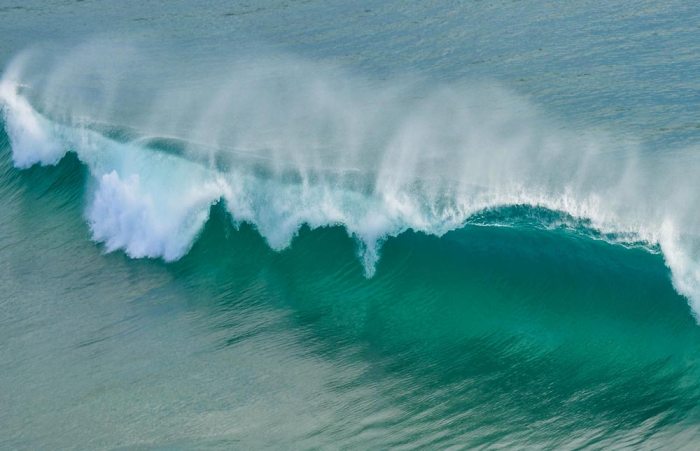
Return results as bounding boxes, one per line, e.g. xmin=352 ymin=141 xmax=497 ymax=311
xmin=2 ymin=1 xmax=700 ymax=448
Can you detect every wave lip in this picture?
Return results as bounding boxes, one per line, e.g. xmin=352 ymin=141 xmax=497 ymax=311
xmin=2 ymin=45 xmax=700 ymax=319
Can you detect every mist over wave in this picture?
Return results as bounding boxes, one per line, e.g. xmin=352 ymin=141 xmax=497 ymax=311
xmin=2 ymin=40 xmax=700 ymax=318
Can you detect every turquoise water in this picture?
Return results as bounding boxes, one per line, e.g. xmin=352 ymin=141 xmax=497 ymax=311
xmin=2 ymin=1 xmax=700 ymax=449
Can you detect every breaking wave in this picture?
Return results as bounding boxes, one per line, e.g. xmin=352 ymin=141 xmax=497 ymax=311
xmin=2 ymin=41 xmax=700 ymax=318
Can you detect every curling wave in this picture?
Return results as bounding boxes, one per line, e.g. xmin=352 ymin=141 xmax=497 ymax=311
xmin=2 ymin=42 xmax=700 ymax=318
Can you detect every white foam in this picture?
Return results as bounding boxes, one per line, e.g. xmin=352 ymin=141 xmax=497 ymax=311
xmin=87 ymin=170 xmax=222 ymax=261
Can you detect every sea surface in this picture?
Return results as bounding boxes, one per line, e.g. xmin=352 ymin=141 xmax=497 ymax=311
xmin=2 ymin=1 xmax=700 ymax=449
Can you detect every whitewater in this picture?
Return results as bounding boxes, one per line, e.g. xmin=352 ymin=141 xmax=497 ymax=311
xmin=2 ymin=42 xmax=700 ymax=319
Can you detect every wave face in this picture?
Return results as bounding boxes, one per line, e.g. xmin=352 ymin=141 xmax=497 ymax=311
xmin=2 ymin=43 xmax=700 ymax=317
xmin=2 ymin=126 xmax=700 ymax=448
